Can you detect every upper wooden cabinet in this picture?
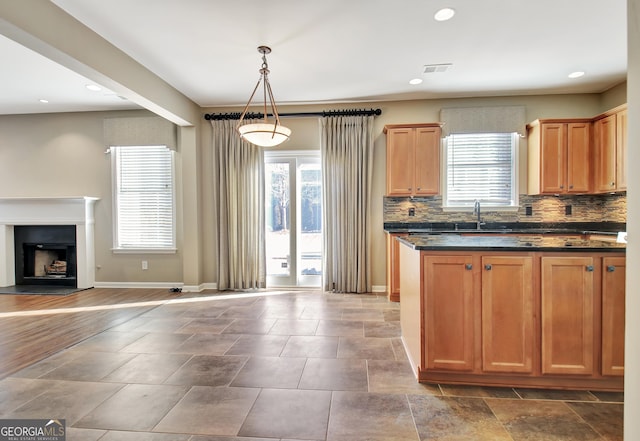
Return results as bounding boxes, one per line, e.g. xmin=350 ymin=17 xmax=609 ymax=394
xmin=527 ymin=119 xmax=592 ymax=194
xmin=384 ymin=123 xmax=442 ymax=196
xmin=593 ymin=105 xmax=627 ymax=193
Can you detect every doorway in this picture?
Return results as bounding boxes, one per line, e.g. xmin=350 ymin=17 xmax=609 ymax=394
xmin=265 ymin=151 xmax=322 ymax=287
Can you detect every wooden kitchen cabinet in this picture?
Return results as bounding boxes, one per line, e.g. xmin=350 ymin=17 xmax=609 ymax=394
xmin=593 ymin=105 xmax=627 ymax=193
xmin=541 ymin=256 xmax=595 ymax=375
xmin=422 ymin=254 xmax=535 ymax=374
xmin=527 ymin=119 xmax=592 ymax=194
xmin=401 ymin=244 xmax=625 ymax=390
xmin=602 ymin=256 xmax=626 ymax=376
xmin=481 ymin=255 xmax=535 ymax=373
xmin=386 ymin=232 xmax=407 ymax=302
xmin=384 ymin=123 xmax=441 ymax=196
xmin=423 ymin=255 xmax=475 ymax=371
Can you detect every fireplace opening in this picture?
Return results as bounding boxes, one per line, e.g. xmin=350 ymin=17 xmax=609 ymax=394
xmin=14 ymin=225 xmax=77 ymax=287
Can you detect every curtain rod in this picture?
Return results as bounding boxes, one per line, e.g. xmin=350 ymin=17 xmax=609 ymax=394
xmin=203 ymin=108 xmax=382 ymax=120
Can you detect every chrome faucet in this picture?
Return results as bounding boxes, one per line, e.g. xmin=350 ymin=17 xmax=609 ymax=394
xmin=473 ymin=199 xmax=484 ymax=230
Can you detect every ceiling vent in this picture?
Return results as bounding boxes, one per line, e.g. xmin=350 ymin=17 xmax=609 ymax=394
xmin=423 ymin=63 xmax=452 ymax=74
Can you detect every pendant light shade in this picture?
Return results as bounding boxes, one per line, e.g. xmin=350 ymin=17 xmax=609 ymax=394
xmin=238 ymin=122 xmax=291 ymax=147
xmin=237 ymin=46 xmax=290 ymax=147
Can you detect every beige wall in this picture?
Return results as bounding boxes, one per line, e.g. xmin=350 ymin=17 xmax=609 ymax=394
xmin=0 ymin=109 xmax=184 ymax=284
xmin=201 ymin=91 xmax=625 ymax=288
xmin=0 ymin=89 xmax=628 ymax=288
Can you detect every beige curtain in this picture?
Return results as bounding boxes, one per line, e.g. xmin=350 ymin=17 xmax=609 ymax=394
xmin=211 ymin=119 xmax=266 ymax=290
xmin=321 ymin=115 xmax=374 ymax=293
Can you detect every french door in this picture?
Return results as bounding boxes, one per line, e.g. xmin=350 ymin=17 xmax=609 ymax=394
xmin=265 ymin=151 xmax=322 ymax=287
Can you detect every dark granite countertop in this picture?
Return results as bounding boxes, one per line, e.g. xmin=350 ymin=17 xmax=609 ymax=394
xmin=384 ymin=222 xmax=626 ymax=235
xmin=397 ymin=234 xmax=626 ymax=252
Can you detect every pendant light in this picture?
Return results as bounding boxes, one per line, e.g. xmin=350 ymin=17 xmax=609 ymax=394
xmin=237 ymin=46 xmax=291 ymax=147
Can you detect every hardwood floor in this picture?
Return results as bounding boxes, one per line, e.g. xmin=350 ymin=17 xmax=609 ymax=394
xmin=0 ymin=288 xmax=195 ymax=378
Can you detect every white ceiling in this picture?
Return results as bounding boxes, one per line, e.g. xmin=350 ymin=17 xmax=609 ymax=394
xmin=0 ymin=0 xmax=628 ymax=116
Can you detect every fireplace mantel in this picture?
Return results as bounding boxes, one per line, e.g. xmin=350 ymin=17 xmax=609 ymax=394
xmin=0 ymin=197 xmax=99 ymax=289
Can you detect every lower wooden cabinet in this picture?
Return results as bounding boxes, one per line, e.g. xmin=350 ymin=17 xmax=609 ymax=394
xmin=400 ymin=248 xmax=625 ymax=390
xmin=481 ymin=256 xmax=534 ymax=374
xmin=386 ymin=233 xmax=407 ymax=302
xmin=423 ymin=255 xmax=474 ymax=371
xmin=541 ymin=256 xmax=594 ymax=375
xmin=422 ymin=254 xmax=534 ymax=374
xmin=602 ymin=256 xmax=626 ymax=376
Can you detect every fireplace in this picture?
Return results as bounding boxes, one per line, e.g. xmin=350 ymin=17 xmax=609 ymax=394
xmin=15 ymin=225 xmax=77 ymax=287
xmin=0 ymin=197 xmax=98 ymax=289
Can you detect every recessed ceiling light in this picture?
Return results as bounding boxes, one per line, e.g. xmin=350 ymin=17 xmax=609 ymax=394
xmin=409 ymin=78 xmax=423 ymax=85
xmin=568 ymin=71 xmax=585 ymax=78
xmin=85 ymin=84 xmax=102 ymax=91
xmin=434 ymin=8 xmax=455 ymax=21
xmin=39 ymin=99 xmax=49 ymax=103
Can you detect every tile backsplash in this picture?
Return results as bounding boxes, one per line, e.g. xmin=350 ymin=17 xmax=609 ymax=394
xmin=383 ymin=193 xmax=626 ymax=224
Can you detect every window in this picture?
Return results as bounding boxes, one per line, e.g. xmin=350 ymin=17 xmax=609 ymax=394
xmin=111 ymin=145 xmax=175 ymax=251
xmin=443 ymin=132 xmax=519 ymax=209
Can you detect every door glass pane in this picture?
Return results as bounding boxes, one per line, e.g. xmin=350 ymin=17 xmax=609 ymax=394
xmin=298 ymin=163 xmax=322 ymax=282
xmin=265 ymin=162 xmax=290 ymax=277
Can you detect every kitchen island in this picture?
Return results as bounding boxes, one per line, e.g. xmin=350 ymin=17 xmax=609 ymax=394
xmin=398 ymin=233 xmax=625 ymax=391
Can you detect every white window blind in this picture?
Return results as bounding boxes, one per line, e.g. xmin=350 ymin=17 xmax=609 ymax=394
xmin=112 ymin=145 xmax=175 ymax=250
xmin=443 ymin=133 xmax=518 ymax=208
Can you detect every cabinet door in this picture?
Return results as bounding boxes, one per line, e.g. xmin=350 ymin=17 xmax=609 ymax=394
xmin=616 ymin=109 xmax=627 ymax=190
xmin=386 ymin=128 xmax=415 ymax=196
xmin=386 ymin=233 xmax=406 ymax=302
xmin=423 ymin=255 xmax=474 ymax=371
xmin=541 ymin=257 xmax=594 ymax=375
xmin=414 ymin=127 xmax=441 ymax=195
xmin=566 ymin=122 xmax=591 ymax=193
xmin=594 ymin=115 xmax=617 ymax=192
xmin=602 ymin=256 xmax=625 ymax=376
xmin=481 ymin=256 xmax=534 ymax=373
xmin=540 ymin=123 xmax=566 ymax=193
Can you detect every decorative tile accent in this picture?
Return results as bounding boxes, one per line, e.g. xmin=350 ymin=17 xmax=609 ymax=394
xmin=383 ymin=193 xmax=626 ymax=223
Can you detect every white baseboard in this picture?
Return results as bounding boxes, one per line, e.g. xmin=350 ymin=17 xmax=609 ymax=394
xmin=93 ymin=281 xmax=217 ymax=292
xmin=182 ymin=283 xmax=217 ymax=292
xmin=93 ymin=282 xmax=380 ymax=294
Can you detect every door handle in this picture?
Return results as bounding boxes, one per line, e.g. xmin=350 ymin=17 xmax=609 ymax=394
xmin=607 ymin=265 xmax=616 ymax=272
xmin=586 ymin=265 xmax=594 ymax=272
xmin=465 ymin=264 xmax=472 ymax=270
xmin=484 ymin=264 xmax=492 ymax=270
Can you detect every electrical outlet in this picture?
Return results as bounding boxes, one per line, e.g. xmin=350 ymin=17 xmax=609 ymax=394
xmin=408 ymin=207 xmax=415 ymax=216
xmin=565 ymin=205 xmax=572 ymax=215
xmin=142 ymin=260 xmax=148 ymax=270
xmin=525 ymin=206 xmax=532 ymax=216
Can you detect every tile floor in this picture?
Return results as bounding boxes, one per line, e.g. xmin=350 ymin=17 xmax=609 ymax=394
xmin=0 ymin=290 xmax=624 ymax=440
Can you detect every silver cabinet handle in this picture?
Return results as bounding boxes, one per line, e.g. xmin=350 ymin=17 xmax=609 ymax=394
xmin=484 ymin=264 xmax=492 ymax=270
xmin=586 ymin=265 xmax=594 ymax=272
xmin=607 ymin=265 xmax=616 ymax=272
xmin=465 ymin=264 xmax=473 ymax=270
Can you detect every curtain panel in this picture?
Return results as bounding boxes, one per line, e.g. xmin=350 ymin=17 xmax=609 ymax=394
xmin=321 ymin=115 xmax=374 ymax=293
xmin=210 ymin=119 xmax=266 ymax=290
